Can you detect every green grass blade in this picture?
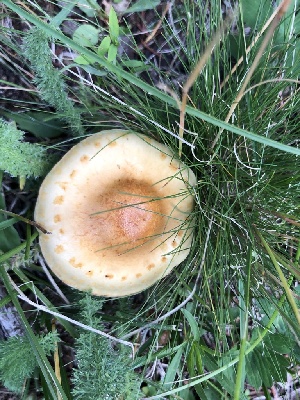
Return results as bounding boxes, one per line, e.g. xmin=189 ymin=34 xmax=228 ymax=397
xmin=145 ymin=279 xmax=292 ymax=399
xmin=0 ymin=268 xmax=68 ymax=400
xmin=233 ymin=245 xmax=252 ymax=400
xmin=0 ymin=231 xmax=38 ymax=264
xmin=162 ymin=343 xmax=186 ymax=391
xmin=182 ymin=309 xmax=201 ymax=341
xmin=14 ymin=268 xmax=78 ymax=338
xmin=2 ymin=0 xmax=300 ymax=155
xmin=51 ymin=0 xmax=77 ymax=27
xmin=256 ymin=229 xmax=300 ymax=326
xmin=0 ymin=217 xmax=19 ymax=231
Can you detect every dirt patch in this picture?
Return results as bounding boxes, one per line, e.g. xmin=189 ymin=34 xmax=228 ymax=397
xmin=0 ymin=388 xmax=19 ymax=400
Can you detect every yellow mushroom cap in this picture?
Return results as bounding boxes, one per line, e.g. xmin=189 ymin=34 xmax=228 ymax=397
xmin=34 ymin=130 xmax=196 ymax=297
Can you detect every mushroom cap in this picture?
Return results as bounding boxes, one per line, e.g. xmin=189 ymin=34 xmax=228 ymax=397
xmin=35 ymin=130 xmax=196 ymax=297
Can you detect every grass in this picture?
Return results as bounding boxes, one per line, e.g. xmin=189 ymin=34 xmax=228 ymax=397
xmin=0 ymin=0 xmax=300 ymax=399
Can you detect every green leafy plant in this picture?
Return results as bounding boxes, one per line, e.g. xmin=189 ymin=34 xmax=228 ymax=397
xmin=0 ymin=332 xmax=59 ymax=393
xmin=23 ymin=27 xmax=83 ymax=135
xmin=0 ymin=118 xmax=53 ymax=178
xmin=73 ymin=23 xmax=100 ymax=47
xmin=72 ymin=294 xmax=141 ymax=400
xmin=75 ymin=7 xmax=120 ymax=66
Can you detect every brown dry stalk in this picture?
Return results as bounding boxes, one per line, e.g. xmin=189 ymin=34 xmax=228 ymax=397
xmin=144 ymin=1 xmax=171 ymax=44
xmin=0 ymin=208 xmax=51 ymax=234
xmin=178 ymin=14 xmax=235 ymax=157
xmin=211 ymin=0 xmax=292 ymax=150
xmin=220 ymin=2 xmax=287 ymax=89
xmin=52 ymin=320 xmax=62 ymax=400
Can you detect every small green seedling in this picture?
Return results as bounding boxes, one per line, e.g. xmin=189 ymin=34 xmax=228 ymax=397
xmin=100 ymin=6 xmax=119 ymax=64
xmin=75 ymin=7 xmax=119 ymax=66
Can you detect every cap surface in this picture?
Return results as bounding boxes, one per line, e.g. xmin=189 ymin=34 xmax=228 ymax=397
xmin=35 ymin=130 xmax=196 ymax=297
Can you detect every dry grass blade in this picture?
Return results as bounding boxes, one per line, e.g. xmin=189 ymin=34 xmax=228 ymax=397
xmin=144 ymin=1 xmax=171 ymax=44
xmin=177 ymin=14 xmax=235 ymax=157
xmin=256 ymin=227 xmax=300 ymax=326
xmin=52 ymin=320 xmax=62 ymax=400
xmin=220 ymin=1 xmax=288 ymax=89
xmin=0 ymin=209 xmax=51 ymax=234
xmin=211 ymin=0 xmax=292 ymax=150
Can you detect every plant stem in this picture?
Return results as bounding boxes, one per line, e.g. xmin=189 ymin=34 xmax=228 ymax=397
xmin=233 ymin=245 xmax=252 ymax=400
xmin=256 ymin=228 xmax=300 ymax=326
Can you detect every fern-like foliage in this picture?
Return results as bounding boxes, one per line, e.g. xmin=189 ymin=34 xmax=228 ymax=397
xmin=23 ymin=27 xmax=83 ymax=136
xmin=0 ymin=332 xmax=59 ymax=393
xmin=72 ymin=294 xmax=141 ymax=400
xmin=0 ymin=118 xmax=53 ymax=178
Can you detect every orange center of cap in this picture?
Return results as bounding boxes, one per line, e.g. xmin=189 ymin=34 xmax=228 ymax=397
xmin=85 ymin=179 xmax=167 ymax=254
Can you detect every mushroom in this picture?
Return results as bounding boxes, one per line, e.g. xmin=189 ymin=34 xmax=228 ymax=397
xmin=34 ymin=130 xmax=196 ymax=297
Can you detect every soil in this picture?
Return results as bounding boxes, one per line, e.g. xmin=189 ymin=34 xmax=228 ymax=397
xmin=0 ymin=390 xmax=19 ymax=400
